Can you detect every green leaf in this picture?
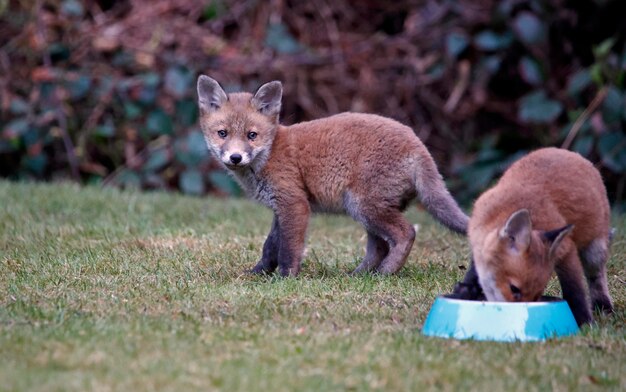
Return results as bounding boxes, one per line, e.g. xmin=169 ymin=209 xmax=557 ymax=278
xmin=146 ymin=109 xmax=173 ymax=135
xmin=601 ymin=86 xmax=624 ymax=124
xmin=209 ymin=171 xmax=242 ymax=196
xmin=566 ymin=109 xmax=583 ymax=123
xmin=175 ymin=99 xmax=199 ymax=127
xmin=518 ymin=90 xmax=563 ymax=124
xmin=137 ymin=85 xmax=158 ymax=106
xmin=180 ymin=169 xmax=205 ymax=195
xmin=497 ymin=0 xmax=516 ymax=16
xmin=40 ymin=82 xmax=57 ymax=101
xmin=512 ymin=11 xmax=546 ymax=45
xmin=265 ymin=23 xmax=303 ymax=54
xmin=136 ymin=73 xmax=160 ymax=106
xmin=124 ymin=102 xmax=142 ymax=120
xmin=174 ymin=131 xmax=209 ymax=167
xmin=165 ymin=66 xmax=193 ymax=98
xmin=475 ymin=148 xmax=505 ymax=162
xmin=9 ymin=98 xmax=29 ymax=115
xmin=0 ymin=140 xmax=15 ymax=153
xmin=590 ymin=63 xmax=603 ymax=84
xmin=117 ymin=170 xmax=141 ymax=189
xmin=593 ymin=38 xmax=616 ymax=59
xmin=427 ymin=63 xmax=445 ymax=80
xmin=143 ymin=148 xmax=170 ymax=172
xmin=112 ymin=51 xmax=134 ymax=67
xmin=446 ymin=32 xmax=469 ymax=58
xmin=94 ymin=119 xmax=115 ymax=138
xmin=96 ymin=76 xmax=114 ymax=99
xmin=3 ymin=118 xmax=30 ymax=138
xmin=202 ymin=0 xmax=225 ymax=20
xmin=562 ymin=111 xmax=590 ymax=138
xmin=597 ymin=132 xmax=626 ymax=172
xmin=140 ymin=73 xmax=161 ymax=87
xmin=460 ymin=163 xmax=500 ymax=194
xmin=144 ymin=173 xmax=166 ymax=189
xmin=87 ymin=175 xmax=103 ymax=185
xmin=567 ymin=69 xmax=592 ymax=97
xmin=572 ymin=135 xmax=594 ymax=157
xmin=22 ymin=127 xmax=40 ymax=147
xmin=473 ymin=31 xmax=513 ymax=51
xmin=479 ymin=55 xmax=503 ymax=74
xmin=61 ymin=0 xmax=84 ymax=17
xmin=462 ymin=149 xmax=526 ymax=194
xmin=48 ymin=43 xmax=70 ymax=62
xmin=66 ymin=75 xmax=91 ymax=100
xmin=519 ymin=57 xmax=543 ymax=85
xmin=22 ymin=154 xmax=48 ymax=176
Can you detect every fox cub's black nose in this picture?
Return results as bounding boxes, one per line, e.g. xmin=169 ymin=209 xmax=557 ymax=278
xmin=230 ymin=154 xmax=242 ymax=164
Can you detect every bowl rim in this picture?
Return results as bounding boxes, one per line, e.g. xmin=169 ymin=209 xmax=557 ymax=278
xmin=437 ymin=295 xmax=567 ymax=307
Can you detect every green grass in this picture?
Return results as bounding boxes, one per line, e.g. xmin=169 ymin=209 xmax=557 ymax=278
xmin=1 ymin=181 xmax=624 ymax=391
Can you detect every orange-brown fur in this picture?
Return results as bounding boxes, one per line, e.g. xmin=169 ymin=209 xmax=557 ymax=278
xmin=197 ymin=76 xmax=469 ymax=277
xmin=469 ymin=147 xmax=613 ymax=325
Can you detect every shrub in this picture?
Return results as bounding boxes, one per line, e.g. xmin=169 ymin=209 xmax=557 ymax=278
xmin=1 ymin=1 xmax=624 ymax=209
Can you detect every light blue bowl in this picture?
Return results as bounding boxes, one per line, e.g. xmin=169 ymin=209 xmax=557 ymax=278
xmin=422 ymin=296 xmax=579 ymax=342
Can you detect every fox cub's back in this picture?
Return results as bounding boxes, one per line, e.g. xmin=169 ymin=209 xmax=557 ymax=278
xmin=472 ymin=148 xmax=609 ymax=242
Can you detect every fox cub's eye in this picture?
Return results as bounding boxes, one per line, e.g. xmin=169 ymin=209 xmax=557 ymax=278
xmin=247 ymin=131 xmax=258 ymax=140
xmin=217 ymin=130 xmax=228 ymax=138
xmin=510 ymin=284 xmax=522 ymax=300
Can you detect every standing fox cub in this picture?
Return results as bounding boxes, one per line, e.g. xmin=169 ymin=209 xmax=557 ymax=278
xmin=467 ymin=148 xmax=613 ymax=326
xmin=197 ymin=75 xmax=468 ymax=277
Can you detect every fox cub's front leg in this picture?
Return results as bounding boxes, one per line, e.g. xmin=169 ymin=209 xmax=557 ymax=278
xmin=250 ymin=203 xmax=310 ymax=277
xmin=250 ymin=217 xmax=280 ymax=274
xmin=275 ymin=200 xmax=310 ymax=277
xmin=556 ymin=250 xmax=593 ymax=326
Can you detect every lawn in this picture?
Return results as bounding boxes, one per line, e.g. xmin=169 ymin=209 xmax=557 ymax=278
xmin=1 ymin=181 xmax=624 ymax=391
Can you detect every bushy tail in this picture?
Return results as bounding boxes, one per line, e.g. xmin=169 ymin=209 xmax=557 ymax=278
xmin=414 ymin=146 xmax=469 ymax=235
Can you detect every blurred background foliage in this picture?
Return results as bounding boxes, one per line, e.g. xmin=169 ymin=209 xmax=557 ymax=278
xmin=1 ymin=0 xmax=625 ymax=209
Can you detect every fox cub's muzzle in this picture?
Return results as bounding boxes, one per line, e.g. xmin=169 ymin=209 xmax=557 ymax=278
xmin=229 ymin=154 xmax=242 ymax=164
xmin=222 ymin=150 xmax=251 ymax=168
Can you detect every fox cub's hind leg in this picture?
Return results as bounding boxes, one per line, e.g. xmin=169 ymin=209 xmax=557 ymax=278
xmin=362 ymin=210 xmax=416 ymax=275
xmin=250 ymin=217 xmax=280 ymax=274
xmin=353 ymin=232 xmax=389 ymax=274
xmin=580 ymin=237 xmax=614 ymax=314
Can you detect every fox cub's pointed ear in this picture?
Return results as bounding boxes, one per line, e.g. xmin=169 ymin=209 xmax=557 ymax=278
xmin=197 ymin=75 xmax=228 ymax=113
xmin=499 ymin=209 xmax=531 ymax=253
xmin=251 ymin=81 xmax=282 ymax=118
xmin=542 ymin=224 xmax=574 ymax=261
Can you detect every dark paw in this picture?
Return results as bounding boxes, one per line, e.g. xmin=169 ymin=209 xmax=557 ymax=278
xmin=593 ymin=300 xmax=614 ymax=315
xmin=449 ymin=281 xmax=485 ymax=300
xmin=574 ymin=313 xmax=594 ymax=327
xmin=246 ymin=263 xmax=275 ymax=275
xmin=279 ymin=265 xmax=300 ymax=278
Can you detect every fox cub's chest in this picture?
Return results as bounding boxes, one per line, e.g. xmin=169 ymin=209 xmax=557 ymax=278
xmin=235 ymin=169 xmax=276 ymax=208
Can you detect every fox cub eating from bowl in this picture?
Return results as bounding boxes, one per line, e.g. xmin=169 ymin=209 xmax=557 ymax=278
xmin=466 ymin=147 xmax=613 ymax=326
xmin=197 ymin=75 xmax=469 ymax=277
